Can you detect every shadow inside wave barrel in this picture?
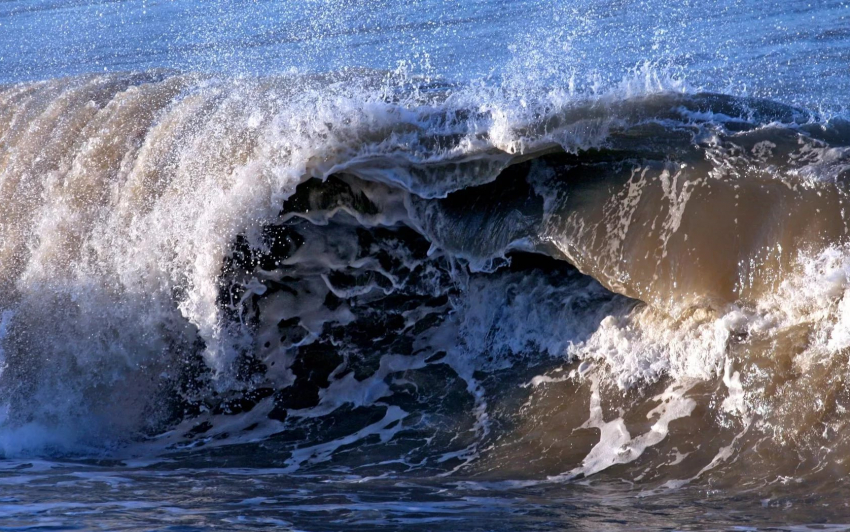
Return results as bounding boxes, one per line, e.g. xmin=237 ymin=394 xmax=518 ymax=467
xmin=175 ymin=162 xmax=739 ymax=485
xmin=163 ymin=169 xmax=635 ymax=476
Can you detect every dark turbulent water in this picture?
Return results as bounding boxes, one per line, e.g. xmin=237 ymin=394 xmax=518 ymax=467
xmin=2 ymin=1 xmax=850 ymax=530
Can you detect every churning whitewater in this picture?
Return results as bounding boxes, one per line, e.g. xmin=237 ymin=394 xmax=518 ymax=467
xmin=2 ymin=70 xmax=850 ymax=492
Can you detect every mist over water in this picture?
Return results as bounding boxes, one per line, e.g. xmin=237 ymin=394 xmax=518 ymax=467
xmin=2 ymin=0 xmax=850 ymax=530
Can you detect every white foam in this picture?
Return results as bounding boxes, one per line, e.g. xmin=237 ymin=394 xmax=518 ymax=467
xmin=552 ymin=377 xmax=696 ymax=480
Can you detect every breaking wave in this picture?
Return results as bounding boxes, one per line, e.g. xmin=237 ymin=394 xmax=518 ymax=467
xmin=2 ymin=70 xmax=850 ymax=489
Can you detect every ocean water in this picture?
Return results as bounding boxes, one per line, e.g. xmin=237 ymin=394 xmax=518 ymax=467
xmin=2 ymin=0 xmax=850 ymax=530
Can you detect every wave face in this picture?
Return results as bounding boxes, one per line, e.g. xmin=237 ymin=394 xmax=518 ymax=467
xmin=4 ymin=70 xmax=850 ymax=502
